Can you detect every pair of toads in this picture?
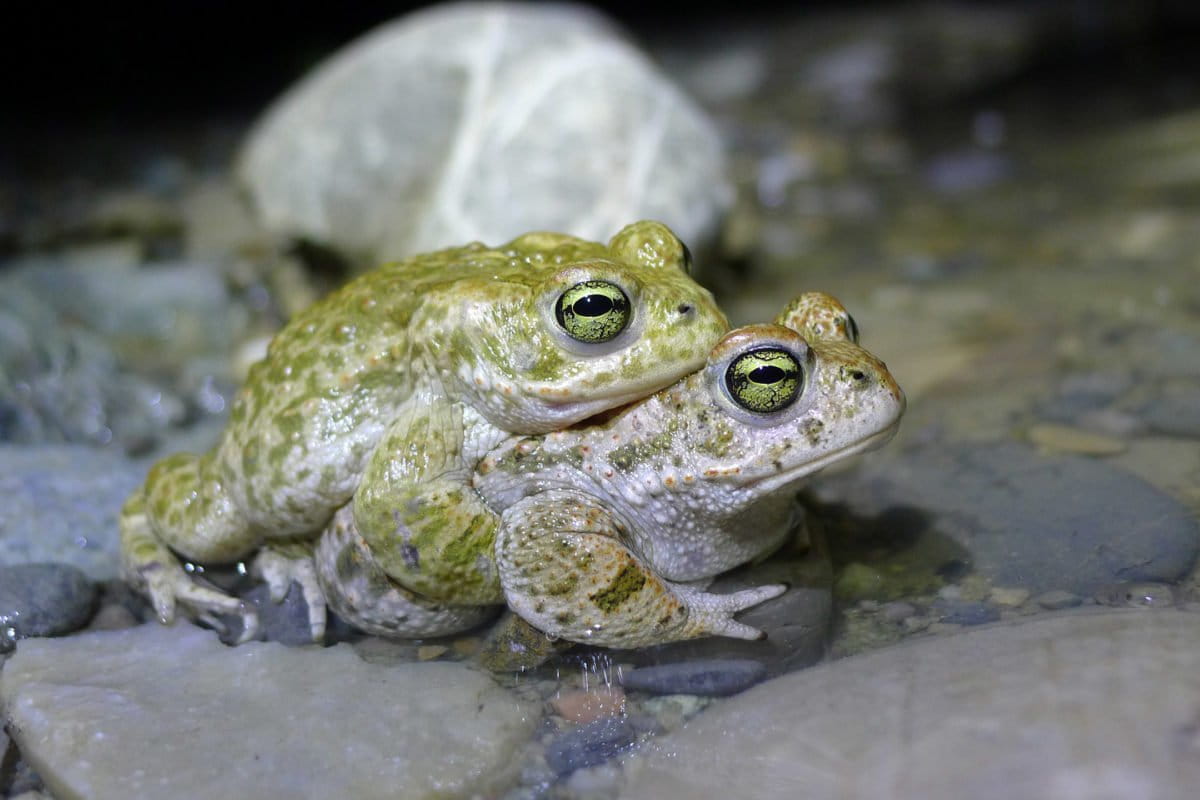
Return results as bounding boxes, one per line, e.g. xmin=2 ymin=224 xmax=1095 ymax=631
xmin=121 ymin=221 xmax=905 ymax=659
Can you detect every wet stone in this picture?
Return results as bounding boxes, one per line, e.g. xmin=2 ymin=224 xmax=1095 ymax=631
xmin=0 ymin=624 xmax=537 ymax=799
xmin=620 ymin=611 xmax=1200 ymax=799
xmin=816 ymin=442 xmax=1200 ymax=597
xmin=1034 ymin=590 xmax=1082 ymax=610
xmin=932 ymin=599 xmax=1000 ymax=626
xmin=544 ymin=717 xmax=639 ymax=776
xmin=0 ymin=563 xmax=97 ymax=643
xmin=620 ymin=659 xmax=768 ymax=697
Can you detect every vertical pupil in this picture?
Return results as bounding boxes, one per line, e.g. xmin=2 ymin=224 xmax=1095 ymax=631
xmin=749 ymin=365 xmax=785 ymax=384
xmin=574 ymin=294 xmax=614 ymax=317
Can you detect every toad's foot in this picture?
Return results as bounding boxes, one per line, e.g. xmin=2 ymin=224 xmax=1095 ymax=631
xmin=672 ymin=582 xmax=787 ymax=640
xmin=496 ymin=489 xmax=786 ymax=650
xmin=120 ymin=497 xmax=258 ymax=642
xmin=251 ymin=543 xmax=327 ymax=643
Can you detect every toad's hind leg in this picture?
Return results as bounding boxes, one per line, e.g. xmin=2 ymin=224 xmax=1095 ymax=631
xmin=496 ymin=489 xmax=786 ymax=649
xmin=316 ymin=506 xmax=499 ymax=638
xmin=120 ymin=450 xmax=260 ymax=642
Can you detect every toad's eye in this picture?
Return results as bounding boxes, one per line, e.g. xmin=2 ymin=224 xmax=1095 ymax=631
xmin=555 ymin=281 xmax=631 ymax=343
xmin=725 ymin=348 xmax=803 ymax=413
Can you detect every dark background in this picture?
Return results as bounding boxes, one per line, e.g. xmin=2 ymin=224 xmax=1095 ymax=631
xmin=8 ymin=1 xmax=1200 ymax=123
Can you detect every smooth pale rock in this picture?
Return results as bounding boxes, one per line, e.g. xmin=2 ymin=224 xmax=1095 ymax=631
xmin=0 ymin=624 xmax=538 ymax=800
xmin=622 ymin=610 xmax=1200 ymax=800
xmin=237 ymin=2 xmax=728 ymax=264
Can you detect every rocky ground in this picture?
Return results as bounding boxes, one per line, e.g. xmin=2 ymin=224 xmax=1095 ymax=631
xmin=3 ymin=3 xmax=1200 ymax=799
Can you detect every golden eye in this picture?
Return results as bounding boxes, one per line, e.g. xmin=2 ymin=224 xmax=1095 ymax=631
xmin=555 ymin=281 xmax=631 ymax=343
xmin=725 ymin=348 xmax=803 ymax=413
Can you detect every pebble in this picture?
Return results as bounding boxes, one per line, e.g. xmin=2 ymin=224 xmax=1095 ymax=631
xmin=1093 ymin=581 xmax=1179 ymax=608
xmin=620 ymin=659 xmax=768 ymax=697
xmin=1140 ymin=382 xmax=1200 ymax=438
xmin=0 ymin=624 xmax=537 ymax=799
xmin=815 ymin=442 xmax=1200 ymax=596
xmin=988 ymin=587 xmax=1031 ymax=607
xmin=931 ymin=599 xmax=1000 ymax=626
xmin=551 ymin=686 xmax=627 ymax=724
xmin=417 ymin=645 xmax=449 ymax=661
xmin=1034 ymin=590 xmax=1082 ymax=610
xmin=0 ymin=563 xmax=97 ymax=644
xmin=237 ymin=3 xmax=729 ymax=265
xmin=544 ymin=717 xmax=639 ymax=776
xmin=1027 ymin=423 xmax=1127 ymax=456
xmin=621 ymin=611 xmax=1200 ymax=799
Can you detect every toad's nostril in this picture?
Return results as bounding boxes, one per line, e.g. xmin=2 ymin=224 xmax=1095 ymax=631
xmin=677 ymin=303 xmax=694 ymax=315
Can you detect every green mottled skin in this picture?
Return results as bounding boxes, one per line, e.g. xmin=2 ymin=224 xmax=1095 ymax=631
xmin=316 ymin=293 xmax=906 ymax=651
xmin=120 ymin=221 xmax=728 ymax=633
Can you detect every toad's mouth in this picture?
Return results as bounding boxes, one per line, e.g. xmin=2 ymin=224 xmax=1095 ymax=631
xmin=741 ymin=418 xmax=903 ymax=494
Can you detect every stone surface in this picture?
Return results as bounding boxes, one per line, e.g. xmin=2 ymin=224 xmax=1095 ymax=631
xmin=0 ymin=255 xmax=238 ymax=450
xmin=621 ymin=610 xmax=1200 ymax=800
xmin=0 ymin=563 xmax=97 ymax=642
xmin=544 ymin=717 xmax=639 ymax=776
xmin=817 ymin=442 xmax=1200 ymax=597
xmin=619 ymin=659 xmax=767 ymax=697
xmin=0 ymin=624 xmax=538 ymax=800
xmin=237 ymin=2 xmax=729 ymax=264
xmin=0 ymin=445 xmax=147 ymax=581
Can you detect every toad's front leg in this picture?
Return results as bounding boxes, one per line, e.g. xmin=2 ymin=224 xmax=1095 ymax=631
xmin=495 ymin=489 xmax=785 ymax=649
xmin=351 ymin=390 xmax=508 ymax=606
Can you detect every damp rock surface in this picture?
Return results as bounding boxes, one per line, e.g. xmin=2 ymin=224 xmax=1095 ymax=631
xmin=620 ymin=610 xmax=1200 ymax=800
xmin=0 ymin=624 xmax=538 ymax=800
xmin=817 ymin=442 xmax=1200 ymax=597
xmin=0 ymin=445 xmax=147 ymax=581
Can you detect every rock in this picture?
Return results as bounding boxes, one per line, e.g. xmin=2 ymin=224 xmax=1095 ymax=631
xmin=544 ymin=717 xmax=639 ymax=776
xmin=1093 ymin=581 xmax=1179 ymax=608
xmin=1034 ymin=590 xmax=1082 ymax=610
xmin=619 ymin=659 xmax=767 ymax=697
xmin=237 ymin=3 xmax=729 ymax=265
xmin=931 ymin=599 xmax=1000 ymax=626
xmin=816 ymin=442 xmax=1200 ymax=597
xmin=0 ymin=624 xmax=537 ymax=800
xmin=551 ymin=686 xmax=627 ymax=723
xmin=1140 ymin=381 xmax=1200 ymax=438
xmin=1026 ymin=423 xmax=1127 ymax=456
xmin=0 ymin=255 xmax=239 ymax=450
xmin=0 ymin=564 xmax=97 ymax=645
xmin=0 ymin=445 xmax=147 ymax=581
xmin=622 ymin=610 xmax=1200 ymax=799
